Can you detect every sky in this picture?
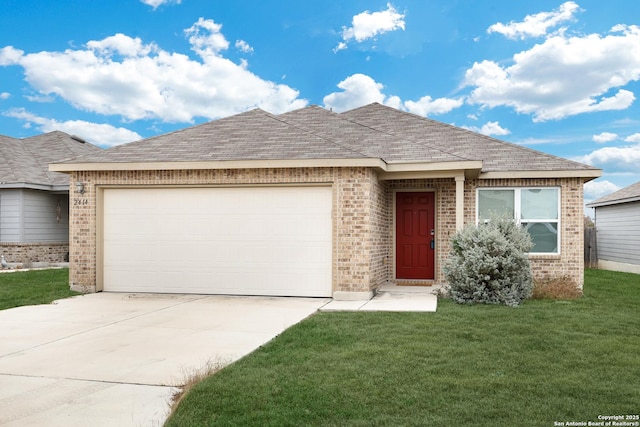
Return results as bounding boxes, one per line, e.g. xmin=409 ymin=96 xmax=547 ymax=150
xmin=2 ymin=0 xmax=640 ymax=210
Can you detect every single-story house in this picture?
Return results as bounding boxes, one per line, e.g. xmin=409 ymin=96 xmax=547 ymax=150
xmin=586 ymin=181 xmax=640 ymax=274
xmin=0 ymin=131 xmax=102 ymax=266
xmin=51 ymin=103 xmax=601 ymax=299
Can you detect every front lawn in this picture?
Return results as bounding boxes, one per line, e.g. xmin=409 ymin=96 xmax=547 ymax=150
xmin=0 ymin=268 xmax=78 ymax=310
xmin=166 ymin=269 xmax=640 ymax=427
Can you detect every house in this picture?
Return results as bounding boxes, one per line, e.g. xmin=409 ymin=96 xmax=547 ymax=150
xmin=50 ymin=103 xmax=601 ymax=299
xmin=587 ymin=181 xmax=640 ymax=274
xmin=0 ymin=131 xmax=102 ymax=266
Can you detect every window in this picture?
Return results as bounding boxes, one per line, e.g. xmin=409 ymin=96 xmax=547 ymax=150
xmin=477 ymin=188 xmax=560 ymax=254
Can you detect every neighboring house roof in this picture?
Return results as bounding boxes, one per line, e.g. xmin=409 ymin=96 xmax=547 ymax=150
xmin=50 ymin=103 xmax=601 ymax=181
xmin=587 ymin=181 xmax=640 ymax=208
xmin=0 ymin=131 xmax=102 ymax=190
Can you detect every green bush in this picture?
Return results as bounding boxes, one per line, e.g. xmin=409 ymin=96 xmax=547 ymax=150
xmin=443 ymin=216 xmax=533 ymax=307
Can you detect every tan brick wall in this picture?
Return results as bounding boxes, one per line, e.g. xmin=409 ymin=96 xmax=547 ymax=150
xmin=466 ymin=177 xmax=585 ymax=289
xmin=69 ymin=167 xmax=380 ymax=294
xmin=68 ymin=169 xmax=586 ymax=295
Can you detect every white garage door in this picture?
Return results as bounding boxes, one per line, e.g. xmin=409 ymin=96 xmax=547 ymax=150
xmin=102 ymin=186 xmax=332 ymax=297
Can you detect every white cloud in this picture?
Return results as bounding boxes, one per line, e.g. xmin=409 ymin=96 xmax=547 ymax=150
xmin=323 ymin=74 xmax=385 ymax=112
xmin=0 ymin=92 xmax=9 ymax=100
xmin=0 ymin=19 xmax=307 ymax=123
xmin=404 ymin=96 xmax=464 ymax=116
xmin=464 ymin=25 xmax=640 ymax=121
xmin=584 ymin=179 xmax=620 ymax=200
xmin=5 ymin=108 xmax=141 ymax=147
xmin=323 ymin=74 xmax=462 ymax=116
xmin=86 ymin=34 xmax=156 ymax=57
xmin=463 ymin=121 xmax=510 ymax=136
xmin=592 ymin=132 xmax=618 ymax=143
xmin=185 ymin=18 xmax=230 ymax=58
xmin=235 ymin=40 xmax=253 ymax=53
xmin=577 ymin=142 xmax=640 ymax=172
xmin=0 ymin=46 xmax=23 ymax=65
xmin=487 ymin=1 xmax=580 ymax=40
xmin=336 ymin=3 xmax=405 ymax=51
xmin=140 ymin=0 xmax=181 ymax=9
xmin=624 ymin=133 xmax=640 ymax=143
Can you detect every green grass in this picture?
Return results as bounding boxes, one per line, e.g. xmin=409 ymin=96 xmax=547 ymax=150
xmin=166 ymin=269 xmax=640 ymax=427
xmin=0 ymin=268 xmax=78 ymax=310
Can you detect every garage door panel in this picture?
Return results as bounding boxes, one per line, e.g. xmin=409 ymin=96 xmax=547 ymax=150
xmin=103 ymin=187 xmax=332 ymax=297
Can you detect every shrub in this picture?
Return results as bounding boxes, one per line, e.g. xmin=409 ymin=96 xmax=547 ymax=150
xmin=531 ymin=276 xmax=581 ymax=299
xmin=443 ymin=216 xmax=533 ymax=307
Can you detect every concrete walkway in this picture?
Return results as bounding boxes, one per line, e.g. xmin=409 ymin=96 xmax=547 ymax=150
xmin=321 ymin=283 xmax=439 ymax=312
xmin=0 ymin=286 xmax=437 ymax=426
xmin=0 ymin=293 xmax=328 ymax=426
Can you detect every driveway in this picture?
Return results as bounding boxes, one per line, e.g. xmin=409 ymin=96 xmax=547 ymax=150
xmin=0 ymin=293 xmax=329 ymax=426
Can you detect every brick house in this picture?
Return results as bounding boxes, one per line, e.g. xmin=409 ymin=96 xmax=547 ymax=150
xmin=0 ymin=131 xmax=102 ymax=266
xmin=51 ymin=103 xmax=601 ymax=299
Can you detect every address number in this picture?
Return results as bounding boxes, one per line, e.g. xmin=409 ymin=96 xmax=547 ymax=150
xmin=73 ymin=198 xmax=88 ymax=206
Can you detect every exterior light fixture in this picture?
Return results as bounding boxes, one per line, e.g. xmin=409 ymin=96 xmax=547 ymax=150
xmin=75 ymin=181 xmax=85 ymax=194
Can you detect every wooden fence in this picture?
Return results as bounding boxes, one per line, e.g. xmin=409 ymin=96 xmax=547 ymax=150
xmin=584 ymin=227 xmax=598 ymax=268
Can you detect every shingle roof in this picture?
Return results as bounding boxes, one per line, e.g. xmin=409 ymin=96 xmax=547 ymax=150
xmin=341 ymin=103 xmax=595 ymax=172
xmin=65 ymin=109 xmax=369 ymax=164
xmin=0 ymin=131 xmax=102 ymax=188
xmin=587 ymin=181 xmax=640 ymax=207
xmin=54 ymin=103 xmax=599 ymax=176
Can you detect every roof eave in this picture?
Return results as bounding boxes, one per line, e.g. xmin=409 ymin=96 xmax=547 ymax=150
xmin=587 ymin=196 xmax=640 ymax=208
xmin=50 ymin=158 xmax=386 ymax=172
xmin=50 ymin=158 xmax=485 ymax=179
xmin=480 ymin=169 xmax=602 ymax=181
xmin=378 ymin=161 xmax=482 ymax=180
xmin=0 ymin=182 xmax=68 ymax=191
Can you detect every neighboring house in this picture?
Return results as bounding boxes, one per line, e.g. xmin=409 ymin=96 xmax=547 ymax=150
xmin=586 ymin=181 xmax=640 ymax=274
xmin=51 ymin=103 xmax=601 ymax=299
xmin=0 ymin=131 xmax=102 ymax=265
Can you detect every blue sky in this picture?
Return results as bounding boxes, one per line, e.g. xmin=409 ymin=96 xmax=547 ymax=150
xmin=2 ymin=0 xmax=640 ymax=207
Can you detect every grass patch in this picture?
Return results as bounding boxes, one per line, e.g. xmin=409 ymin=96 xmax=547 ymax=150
xmin=166 ymin=269 xmax=640 ymax=427
xmin=0 ymin=268 xmax=78 ymax=310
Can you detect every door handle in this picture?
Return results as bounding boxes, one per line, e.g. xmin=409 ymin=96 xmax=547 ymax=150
xmin=430 ymin=239 xmax=435 ymax=250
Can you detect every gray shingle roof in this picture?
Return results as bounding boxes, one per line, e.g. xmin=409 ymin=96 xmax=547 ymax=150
xmin=0 ymin=131 xmax=102 ymax=188
xmin=587 ymin=181 xmax=640 ymax=207
xmin=341 ymin=103 xmax=595 ymax=172
xmin=55 ymin=103 xmax=599 ymax=175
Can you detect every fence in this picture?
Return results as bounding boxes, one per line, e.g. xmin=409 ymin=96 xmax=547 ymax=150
xmin=584 ymin=227 xmax=597 ymax=268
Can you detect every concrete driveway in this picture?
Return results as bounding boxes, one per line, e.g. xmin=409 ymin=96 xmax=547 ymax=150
xmin=0 ymin=293 xmax=329 ymax=426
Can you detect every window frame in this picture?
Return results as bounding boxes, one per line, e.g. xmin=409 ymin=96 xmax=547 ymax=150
xmin=476 ymin=187 xmax=561 ymax=255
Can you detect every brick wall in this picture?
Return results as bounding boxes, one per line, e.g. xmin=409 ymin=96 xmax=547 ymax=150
xmin=466 ymin=177 xmax=585 ymax=289
xmin=68 ymin=169 xmax=586 ymax=295
xmin=69 ymin=167 xmax=379 ymax=294
xmin=0 ymin=243 xmax=68 ymax=265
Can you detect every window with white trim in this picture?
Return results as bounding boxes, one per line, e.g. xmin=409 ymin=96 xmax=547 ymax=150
xmin=477 ymin=188 xmax=560 ymax=254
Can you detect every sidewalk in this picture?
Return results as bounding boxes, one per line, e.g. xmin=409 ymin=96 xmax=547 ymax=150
xmin=321 ymin=283 xmax=439 ymax=312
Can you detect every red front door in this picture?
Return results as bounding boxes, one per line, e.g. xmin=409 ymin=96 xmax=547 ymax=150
xmin=396 ymin=192 xmax=435 ymax=280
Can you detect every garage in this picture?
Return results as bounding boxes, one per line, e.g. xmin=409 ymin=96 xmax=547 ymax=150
xmin=101 ymin=186 xmax=333 ymax=297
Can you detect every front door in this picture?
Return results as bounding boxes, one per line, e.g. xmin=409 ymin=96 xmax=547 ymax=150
xmin=396 ymin=192 xmax=435 ymax=280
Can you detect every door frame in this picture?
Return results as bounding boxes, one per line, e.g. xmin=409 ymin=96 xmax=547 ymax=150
xmin=392 ymin=189 xmax=437 ymax=282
